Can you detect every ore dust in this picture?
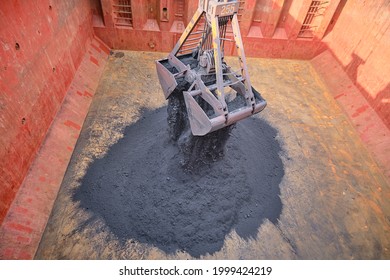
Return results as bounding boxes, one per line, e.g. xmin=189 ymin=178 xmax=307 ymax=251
xmin=74 ymin=103 xmax=284 ymax=257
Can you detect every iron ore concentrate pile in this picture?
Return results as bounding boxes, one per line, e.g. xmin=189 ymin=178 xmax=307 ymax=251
xmin=75 ymin=88 xmax=284 ymax=258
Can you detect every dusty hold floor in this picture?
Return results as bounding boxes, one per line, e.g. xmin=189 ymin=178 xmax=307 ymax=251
xmin=73 ymin=110 xmax=284 ymax=258
xmin=35 ymin=51 xmax=390 ymax=259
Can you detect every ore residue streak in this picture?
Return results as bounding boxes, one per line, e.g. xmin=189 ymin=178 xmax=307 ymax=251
xmin=74 ymin=104 xmax=284 ymax=257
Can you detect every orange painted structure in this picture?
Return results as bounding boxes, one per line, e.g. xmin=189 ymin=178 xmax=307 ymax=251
xmin=0 ymin=0 xmax=389 ymax=245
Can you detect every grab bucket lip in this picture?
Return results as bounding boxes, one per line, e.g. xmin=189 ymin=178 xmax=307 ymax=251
xmin=184 ymin=90 xmax=267 ymax=136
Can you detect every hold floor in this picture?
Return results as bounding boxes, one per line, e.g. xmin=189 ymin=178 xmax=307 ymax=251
xmin=35 ymin=51 xmax=390 ymax=259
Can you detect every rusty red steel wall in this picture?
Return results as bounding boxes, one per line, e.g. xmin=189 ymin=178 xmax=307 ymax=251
xmin=94 ymin=0 xmax=340 ymax=59
xmin=0 ymin=0 xmax=96 ymax=224
xmin=93 ymin=0 xmax=389 ymax=125
xmin=93 ymin=0 xmax=388 ymax=125
xmin=0 ymin=0 xmax=389 ymax=225
xmin=324 ymin=0 xmax=390 ymax=129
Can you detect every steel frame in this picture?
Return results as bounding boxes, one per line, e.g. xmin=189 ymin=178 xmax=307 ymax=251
xmin=156 ymin=0 xmax=266 ymax=136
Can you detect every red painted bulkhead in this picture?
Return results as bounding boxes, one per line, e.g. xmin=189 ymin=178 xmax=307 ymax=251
xmin=0 ymin=0 xmax=389 ymax=226
xmin=0 ymin=0 xmax=99 ymax=224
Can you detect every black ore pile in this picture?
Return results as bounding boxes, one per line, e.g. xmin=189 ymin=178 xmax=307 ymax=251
xmin=166 ymin=87 xmax=236 ymax=172
xmin=74 ymin=93 xmax=284 ymax=258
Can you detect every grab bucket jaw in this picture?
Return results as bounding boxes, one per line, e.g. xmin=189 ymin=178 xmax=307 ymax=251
xmin=156 ymin=59 xmax=178 ymax=99
xmin=183 ymin=91 xmax=226 ymax=136
xmin=183 ymin=86 xmax=267 ymax=136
